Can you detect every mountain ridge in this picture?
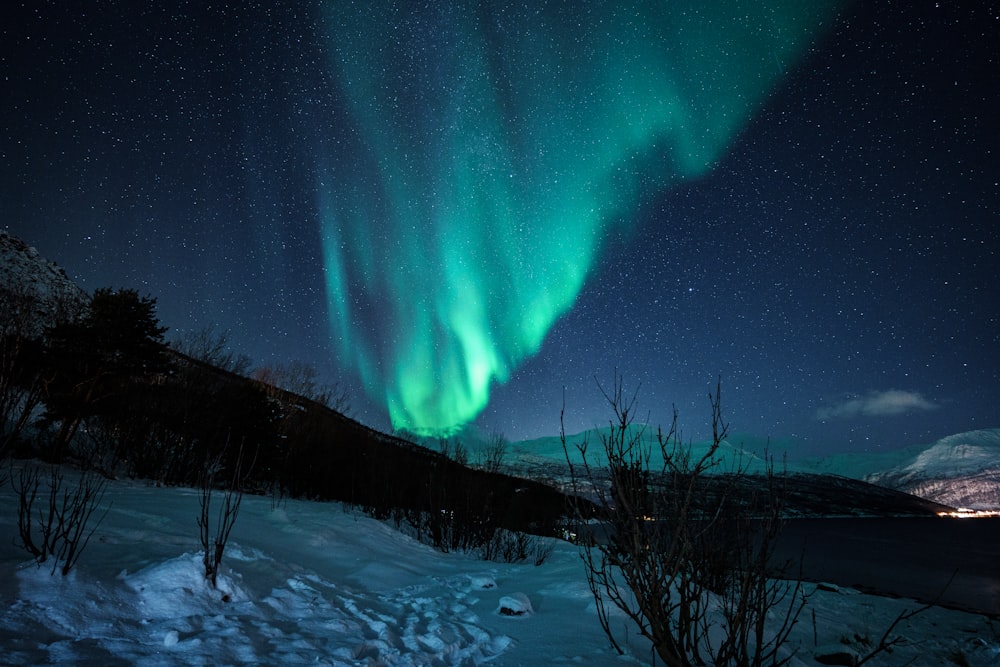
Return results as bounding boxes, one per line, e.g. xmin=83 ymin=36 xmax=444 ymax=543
xmin=4 ymin=229 xmax=995 ymax=512
xmin=501 ymin=420 xmax=1000 ymax=510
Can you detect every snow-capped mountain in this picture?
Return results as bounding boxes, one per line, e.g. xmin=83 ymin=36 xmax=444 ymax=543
xmin=862 ymin=429 xmax=1000 ymax=509
xmin=0 ymin=230 xmax=89 ymax=333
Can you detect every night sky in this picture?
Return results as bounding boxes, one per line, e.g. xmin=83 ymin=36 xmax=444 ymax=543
xmin=2 ymin=1 xmax=997 ymax=457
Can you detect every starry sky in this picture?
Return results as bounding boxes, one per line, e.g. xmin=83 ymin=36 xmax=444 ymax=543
xmin=2 ymin=1 xmax=997 ymax=457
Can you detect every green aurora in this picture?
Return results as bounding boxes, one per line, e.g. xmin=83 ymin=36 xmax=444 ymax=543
xmin=316 ymin=1 xmax=842 ymax=434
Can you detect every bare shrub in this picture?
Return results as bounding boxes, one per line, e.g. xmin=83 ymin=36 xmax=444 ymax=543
xmin=562 ymin=376 xmax=805 ymax=666
xmin=252 ymin=361 xmax=350 ymax=415
xmin=437 ymin=437 xmax=469 ymax=466
xmin=198 ymin=443 xmax=252 ymax=589
xmin=12 ymin=464 xmax=109 ymax=576
xmin=480 ymin=527 xmax=554 ymax=565
xmin=172 ymin=324 xmax=253 ymax=376
xmin=477 ymin=430 xmax=507 ymax=473
xmin=389 ymin=506 xmax=552 ymax=566
xmin=531 ymin=536 xmax=556 ymax=566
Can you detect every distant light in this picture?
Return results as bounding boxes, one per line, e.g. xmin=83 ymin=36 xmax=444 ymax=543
xmin=937 ymin=508 xmax=1000 ymax=519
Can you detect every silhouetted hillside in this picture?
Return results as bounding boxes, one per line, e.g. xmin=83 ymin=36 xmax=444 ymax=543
xmin=165 ymin=348 xmax=571 ymax=534
xmin=1 ymin=229 xmax=952 ymax=528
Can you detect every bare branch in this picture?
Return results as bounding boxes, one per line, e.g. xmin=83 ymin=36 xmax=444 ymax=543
xmin=562 ymin=377 xmax=805 ymax=666
xmin=12 ymin=464 xmax=109 ymax=575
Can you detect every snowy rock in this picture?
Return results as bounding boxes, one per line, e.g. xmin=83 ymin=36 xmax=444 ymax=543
xmin=813 ymin=644 xmax=860 ymax=665
xmin=470 ymin=575 xmax=497 ymax=590
xmin=0 ymin=230 xmax=90 ymax=335
xmin=497 ymin=593 xmax=533 ymax=617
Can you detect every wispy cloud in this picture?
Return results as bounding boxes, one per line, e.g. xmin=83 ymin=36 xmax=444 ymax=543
xmin=815 ymin=390 xmax=939 ymax=420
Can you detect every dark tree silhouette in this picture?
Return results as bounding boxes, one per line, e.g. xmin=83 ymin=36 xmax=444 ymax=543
xmin=41 ymin=287 xmax=169 ymax=460
xmin=0 ymin=281 xmax=85 ymax=455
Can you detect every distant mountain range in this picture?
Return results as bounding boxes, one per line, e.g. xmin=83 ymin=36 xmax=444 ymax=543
xmin=813 ymin=429 xmax=1000 ymax=510
xmin=511 ymin=425 xmax=1000 ymax=511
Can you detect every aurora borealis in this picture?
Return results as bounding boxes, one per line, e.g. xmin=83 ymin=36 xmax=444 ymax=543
xmin=315 ymin=1 xmax=840 ymax=433
xmin=2 ymin=1 xmax=997 ymax=455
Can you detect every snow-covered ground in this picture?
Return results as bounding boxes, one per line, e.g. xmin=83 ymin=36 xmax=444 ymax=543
xmin=1 ymin=468 xmax=998 ymax=666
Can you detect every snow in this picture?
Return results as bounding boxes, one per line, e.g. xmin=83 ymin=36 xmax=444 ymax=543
xmin=853 ymin=429 xmax=1000 ymax=509
xmin=1 ymin=469 xmax=999 ymax=666
xmin=872 ymin=430 xmax=1000 ymax=482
